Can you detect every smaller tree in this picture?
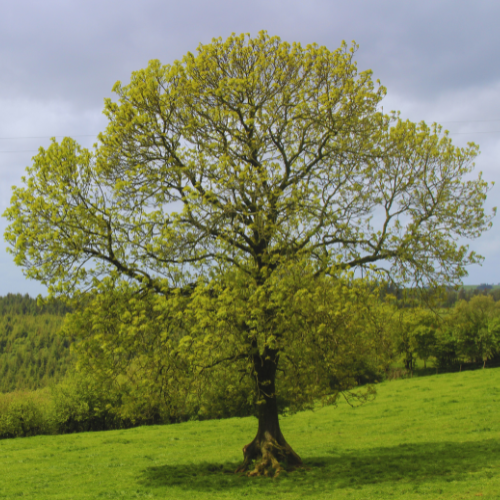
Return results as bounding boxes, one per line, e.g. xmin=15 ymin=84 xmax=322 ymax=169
xmin=390 ymin=306 xmax=441 ymax=373
xmin=453 ymin=295 xmax=500 ymax=367
xmin=412 ymin=309 xmax=439 ymax=369
xmin=485 ymin=317 xmax=500 ymax=366
xmin=432 ymin=324 xmax=459 ymax=372
xmin=392 ymin=309 xmax=416 ymax=374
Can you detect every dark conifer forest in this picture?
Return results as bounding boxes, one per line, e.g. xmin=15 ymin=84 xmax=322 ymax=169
xmin=0 ymin=294 xmax=72 ymax=392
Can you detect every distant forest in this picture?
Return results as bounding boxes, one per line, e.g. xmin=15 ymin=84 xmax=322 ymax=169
xmin=384 ymin=284 xmax=500 ymax=306
xmin=0 ymin=293 xmax=71 ymax=316
xmin=0 ymin=294 xmax=72 ymax=393
xmin=446 ymin=285 xmax=500 ymax=304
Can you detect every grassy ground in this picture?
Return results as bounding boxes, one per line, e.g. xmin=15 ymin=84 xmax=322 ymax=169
xmin=1 ymin=369 xmax=499 ymax=500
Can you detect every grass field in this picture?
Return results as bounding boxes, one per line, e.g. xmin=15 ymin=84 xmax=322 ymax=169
xmin=1 ymin=369 xmax=499 ymax=500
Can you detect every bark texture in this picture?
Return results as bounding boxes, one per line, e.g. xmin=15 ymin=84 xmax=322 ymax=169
xmin=236 ymin=349 xmax=303 ymax=477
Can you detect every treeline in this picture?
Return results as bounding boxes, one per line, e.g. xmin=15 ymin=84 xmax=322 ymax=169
xmin=384 ymin=284 xmax=500 ymax=308
xmin=441 ymin=285 xmax=500 ymax=308
xmin=392 ymin=294 xmax=500 ymax=374
xmin=0 ymin=293 xmax=71 ymax=316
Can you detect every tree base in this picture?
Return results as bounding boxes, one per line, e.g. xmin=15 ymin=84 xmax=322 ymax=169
xmin=235 ymin=431 xmax=303 ymax=477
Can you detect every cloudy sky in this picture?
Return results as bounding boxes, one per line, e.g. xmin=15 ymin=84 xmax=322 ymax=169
xmin=1 ymin=0 xmax=498 ymax=296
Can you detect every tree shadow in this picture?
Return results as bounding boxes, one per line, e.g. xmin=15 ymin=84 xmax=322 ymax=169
xmin=138 ymin=438 xmax=500 ymax=493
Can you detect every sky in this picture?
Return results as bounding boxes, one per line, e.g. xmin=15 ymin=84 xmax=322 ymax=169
xmin=1 ymin=0 xmax=499 ymax=296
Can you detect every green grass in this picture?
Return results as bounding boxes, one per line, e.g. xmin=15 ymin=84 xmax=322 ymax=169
xmin=1 ymin=369 xmax=500 ymax=499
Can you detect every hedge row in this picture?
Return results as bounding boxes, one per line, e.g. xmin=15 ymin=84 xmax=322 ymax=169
xmin=0 ymin=375 xmax=169 ymax=440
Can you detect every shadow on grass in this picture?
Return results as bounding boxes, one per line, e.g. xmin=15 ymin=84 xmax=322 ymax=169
xmin=138 ymin=438 xmax=500 ymax=493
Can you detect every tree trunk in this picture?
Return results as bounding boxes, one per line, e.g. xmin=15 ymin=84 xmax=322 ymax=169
xmin=235 ymin=348 xmax=303 ymax=477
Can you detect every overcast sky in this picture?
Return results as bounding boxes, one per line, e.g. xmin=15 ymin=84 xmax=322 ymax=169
xmin=1 ymin=0 xmax=499 ymax=296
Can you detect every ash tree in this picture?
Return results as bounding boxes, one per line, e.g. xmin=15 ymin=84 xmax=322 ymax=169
xmin=3 ymin=32 xmax=494 ymax=476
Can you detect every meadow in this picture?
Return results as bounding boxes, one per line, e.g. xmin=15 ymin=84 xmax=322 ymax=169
xmin=1 ymin=368 xmax=499 ymax=500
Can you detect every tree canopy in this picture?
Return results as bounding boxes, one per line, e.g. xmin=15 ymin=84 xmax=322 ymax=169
xmin=3 ymin=32 xmax=495 ymax=476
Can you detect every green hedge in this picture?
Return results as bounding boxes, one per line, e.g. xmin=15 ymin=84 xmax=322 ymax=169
xmin=0 ymin=371 xmax=254 ymax=439
xmin=0 ymin=375 xmax=130 ymax=439
xmin=0 ymin=390 xmax=53 ymax=439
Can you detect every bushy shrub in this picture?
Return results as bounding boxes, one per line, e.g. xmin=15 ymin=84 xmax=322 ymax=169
xmin=51 ymin=375 xmax=126 ymax=433
xmin=0 ymin=390 xmax=54 ymax=439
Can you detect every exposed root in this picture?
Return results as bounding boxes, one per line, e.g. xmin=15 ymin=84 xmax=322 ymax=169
xmin=234 ymin=444 xmax=253 ymax=475
xmin=235 ymin=431 xmax=303 ymax=478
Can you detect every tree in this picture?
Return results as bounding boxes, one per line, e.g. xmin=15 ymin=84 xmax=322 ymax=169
xmin=453 ymin=295 xmax=500 ymax=367
xmin=3 ymin=32 xmax=494 ymax=476
xmin=412 ymin=310 xmax=439 ymax=369
xmin=391 ymin=307 xmax=439 ymax=374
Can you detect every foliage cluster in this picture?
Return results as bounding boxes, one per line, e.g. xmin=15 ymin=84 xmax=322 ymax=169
xmin=60 ymin=268 xmax=395 ymax=423
xmin=0 ymin=388 xmax=52 ymax=439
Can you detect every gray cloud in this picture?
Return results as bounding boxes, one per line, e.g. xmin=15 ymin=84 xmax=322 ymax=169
xmin=1 ymin=0 xmax=499 ymax=295
xmin=2 ymin=0 xmax=499 ymax=104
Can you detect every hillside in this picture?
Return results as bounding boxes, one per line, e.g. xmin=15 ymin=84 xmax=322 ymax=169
xmin=0 ymin=294 xmax=72 ymax=392
xmin=1 ymin=368 xmax=498 ymax=499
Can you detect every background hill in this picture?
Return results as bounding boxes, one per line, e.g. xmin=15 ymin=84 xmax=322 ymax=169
xmin=0 ymin=294 xmax=72 ymax=392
